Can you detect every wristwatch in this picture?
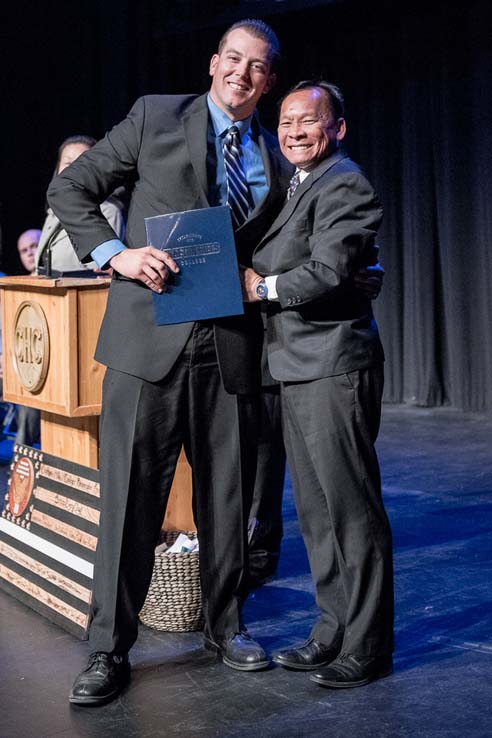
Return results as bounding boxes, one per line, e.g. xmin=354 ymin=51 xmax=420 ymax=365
xmin=255 ymin=279 xmax=269 ymax=301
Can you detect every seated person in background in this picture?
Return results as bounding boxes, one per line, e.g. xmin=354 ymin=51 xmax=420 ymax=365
xmin=17 ymin=228 xmax=41 ymax=274
xmin=14 ymin=137 xmax=125 ymax=448
xmin=35 ymin=135 xmax=125 ymax=275
xmin=13 ymin=229 xmax=42 ymax=445
xmin=1 ymin=229 xmax=41 ymax=389
xmin=0 ymin=217 xmax=3 ymax=395
xmin=15 ymin=399 xmax=40 ymax=447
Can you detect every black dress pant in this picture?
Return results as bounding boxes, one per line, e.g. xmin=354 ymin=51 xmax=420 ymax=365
xmin=15 ymin=405 xmax=40 ymax=446
xmin=248 ymin=385 xmax=286 ymax=584
xmin=281 ymin=365 xmax=394 ymax=658
xmin=89 ymin=323 xmax=258 ymax=654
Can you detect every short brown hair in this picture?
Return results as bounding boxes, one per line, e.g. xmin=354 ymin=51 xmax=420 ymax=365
xmin=218 ymin=18 xmax=281 ymax=71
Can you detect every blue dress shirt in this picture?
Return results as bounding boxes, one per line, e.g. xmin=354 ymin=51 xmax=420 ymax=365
xmin=91 ymin=95 xmax=269 ymax=269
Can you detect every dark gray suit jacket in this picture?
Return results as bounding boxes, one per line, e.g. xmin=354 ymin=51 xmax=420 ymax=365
xmin=48 ymin=94 xmax=290 ymax=393
xmin=253 ymin=152 xmax=385 ymax=382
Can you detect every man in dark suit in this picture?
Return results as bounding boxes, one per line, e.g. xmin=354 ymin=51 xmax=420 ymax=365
xmin=48 ymin=19 xmax=291 ymax=706
xmin=242 ymin=81 xmax=394 ymax=689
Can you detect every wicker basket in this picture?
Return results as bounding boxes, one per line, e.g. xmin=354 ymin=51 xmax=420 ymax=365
xmin=139 ymin=531 xmax=204 ymax=632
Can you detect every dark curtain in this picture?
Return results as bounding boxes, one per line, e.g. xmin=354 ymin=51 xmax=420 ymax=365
xmin=262 ymin=1 xmax=492 ymax=411
xmin=1 ymin=0 xmax=491 ymax=410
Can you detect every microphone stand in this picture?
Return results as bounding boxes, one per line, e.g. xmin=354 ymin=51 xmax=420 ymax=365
xmin=45 ymin=241 xmax=52 ymax=278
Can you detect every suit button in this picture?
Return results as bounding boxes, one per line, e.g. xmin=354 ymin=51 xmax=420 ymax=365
xmin=287 ymin=297 xmax=293 ymax=305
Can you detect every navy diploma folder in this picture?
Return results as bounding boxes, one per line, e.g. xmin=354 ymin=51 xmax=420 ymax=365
xmin=145 ymin=206 xmax=245 ymax=325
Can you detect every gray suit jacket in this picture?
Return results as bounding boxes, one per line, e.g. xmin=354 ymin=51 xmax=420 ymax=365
xmin=48 ymin=94 xmax=290 ymax=392
xmin=35 ymin=198 xmax=125 ymax=273
xmin=253 ymin=152 xmax=385 ymax=382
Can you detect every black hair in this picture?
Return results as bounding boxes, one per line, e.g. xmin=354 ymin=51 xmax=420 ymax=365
xmin=55 ymin=134 xmax=97 ymax=172
xmin=280 ymin=80 xmax=345 ymax=119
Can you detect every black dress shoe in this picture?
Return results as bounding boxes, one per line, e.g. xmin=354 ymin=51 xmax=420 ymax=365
xmin=69 ymin=652 xmax=130 ymax=706
xmin=310 ymin=652 xmax=393 ymax=689
xmin=204 ymin=631 xmax=270 ymax=671
xmin=272 ymin=638 xmax=340 ymax=671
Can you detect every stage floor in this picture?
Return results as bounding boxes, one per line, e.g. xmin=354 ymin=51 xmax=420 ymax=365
xmin=1 ymin=405 xmax=491 ymax=738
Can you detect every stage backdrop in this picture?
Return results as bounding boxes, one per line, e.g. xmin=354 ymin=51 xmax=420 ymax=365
xmin=1 ymin=0 xmax=491 ymax=411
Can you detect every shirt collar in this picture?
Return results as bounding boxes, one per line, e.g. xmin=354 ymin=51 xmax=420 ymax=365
xmin=207 ymin=94 xmax=253 ymax=139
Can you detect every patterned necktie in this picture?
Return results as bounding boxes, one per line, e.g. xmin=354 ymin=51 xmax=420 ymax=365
xmin=223 ymin=126 xmax=251 ymax=229
xmin=287 ymin=170 xmax=301 ymax=200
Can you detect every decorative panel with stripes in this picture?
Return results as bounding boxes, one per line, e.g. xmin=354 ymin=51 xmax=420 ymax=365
xmin=0 ymin=444 xmax=100 ymax=639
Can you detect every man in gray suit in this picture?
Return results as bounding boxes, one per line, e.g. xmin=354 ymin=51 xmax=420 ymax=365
xmin=48 ymin=19 xmax=291 ymax=706
xmin=242 ymin=81 xmax=394 ymax=689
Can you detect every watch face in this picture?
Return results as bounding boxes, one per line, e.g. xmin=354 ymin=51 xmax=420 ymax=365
xmin=256 ymin=280 xmax=268 ymax=300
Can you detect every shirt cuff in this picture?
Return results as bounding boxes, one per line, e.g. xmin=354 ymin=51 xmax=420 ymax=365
xmin=91 ymin=239 xmax=127 ymax=269
xmin=264 ymin=275 xmax=279 ymax=301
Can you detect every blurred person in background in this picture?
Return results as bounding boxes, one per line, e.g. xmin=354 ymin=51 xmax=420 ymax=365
xmin=17 ymin=228 xmax=41 ymax=274
xmin=35 ymin=135 xmax=125 ymax=275
xmin=12 ymin=229 xmax=42 ymax=445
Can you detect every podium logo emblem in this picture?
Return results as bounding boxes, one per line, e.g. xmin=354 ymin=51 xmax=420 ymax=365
xmin=7 ymin=455 xmax=35 ymax=520
xmin=12 ymin=301 xmax=50 ymax=392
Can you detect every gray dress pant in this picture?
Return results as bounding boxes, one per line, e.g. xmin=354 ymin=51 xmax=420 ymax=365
xmin=281 ymin=365 xmax=394 ymax=658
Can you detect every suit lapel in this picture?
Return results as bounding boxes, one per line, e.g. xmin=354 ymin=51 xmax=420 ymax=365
xmin=256 ymin=151 xmax=347 ymax=248
xmin=36 ymin=209 xmax=62 ymax=266
xmin=236 ymin=117 xmax=287 ymax=238
xmin=182 ymin=95 xmax=210 ymax=207
xmin=181 ymin=103 xmax=287 ymax=232
xmin=257 ymin=119 xmax=273 ymax=191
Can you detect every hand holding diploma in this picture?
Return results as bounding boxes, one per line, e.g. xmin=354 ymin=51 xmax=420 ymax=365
xmin=110 ymin=246 xmax=180 ymax=293
xmin=146 ymin=206 xmax=244 ymax=325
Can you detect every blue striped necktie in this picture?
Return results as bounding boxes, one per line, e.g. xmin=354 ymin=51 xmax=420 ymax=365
xmin=223 ymin=125 xmax=251 ymax=229
xmin=287 ymin=170 xmax=301 ymax=200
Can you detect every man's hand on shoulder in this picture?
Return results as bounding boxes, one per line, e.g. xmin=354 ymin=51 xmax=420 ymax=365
xmin=109 ymin=247 xmax=179 ymax=293
xmin=353 ymin=262 xmax=385 ymax=300
xmin=240 ymin=266 xmax=264 ymax=302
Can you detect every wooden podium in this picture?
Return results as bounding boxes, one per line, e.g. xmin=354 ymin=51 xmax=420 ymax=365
xmin=0 ymin=275 xmax=194 ymax=531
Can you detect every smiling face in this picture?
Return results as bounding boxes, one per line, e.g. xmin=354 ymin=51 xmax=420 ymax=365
xmin=209 ymin=27 xmax=275 ymax=121
xmin=278 ymin=88 xmax=346 ymax=171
